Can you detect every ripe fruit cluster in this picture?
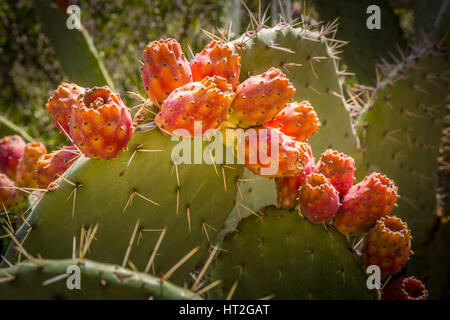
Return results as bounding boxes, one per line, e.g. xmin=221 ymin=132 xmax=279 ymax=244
xmin=0 ymin=34 xmax=428 ymax=300
xmin=141 ymin=38 xmax=321 ymax=178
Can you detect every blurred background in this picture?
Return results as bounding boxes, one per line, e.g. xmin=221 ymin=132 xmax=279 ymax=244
xmin=0 ymin=0 xmax=415 ymax=149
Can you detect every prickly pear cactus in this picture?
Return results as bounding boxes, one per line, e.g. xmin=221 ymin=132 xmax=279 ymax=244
xmin=357 ymin=41 xmax=450 ymax=298
xmin=433 ymin=0 xmax=450 ymax=45
xmin=225 ymin=25 xmax=361 ymax=228
xmin=222 ymin=169 xmax=276 ymax=235
xmin=414 ymin=0 xmax=446 ymax=39
xmin=34 ymin=0 xmax=115 ymax=89
xmin=4 ymin=128 xmax=242 ymax=285
xmin=233 ymin=26 xmax=358 ymax=158
xmin=0 ymin=258 xmax=201 ymax=300
xmin=309 ymin=0 xmax=405 ymax=86
xmin=210 ymin=206 xmax=375 ymax=300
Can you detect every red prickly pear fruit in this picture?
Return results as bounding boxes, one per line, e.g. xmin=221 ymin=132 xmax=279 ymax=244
xmin=362 ymin=216 xmax=411 ymax=278
xmin=265 ymin=100 xmax=320 ymax=142
xmin=236 ymin=126 xmax=305 ymax=178
xmin=36 ymin=146 xmax=80 ymax=189
xmin=190 ymin=40 xmax=241 ymax=90
xmin=70 ymin=86 xmax=133 ymax=160
xmin=226 ymin=67 xmax=295 ymax=128
xmin=276 ymin=176 xmax=302 ymax=209
xmin=0 ymin=135 xmax=26 ymax=180
xmin=333 ymin=172 xmax=398 ymax=236
xmin=315 ymin=149 xmax=355 ymax=198
xmin=155 ymin=76 xmax=235 ymax=137
xmin=382 ymin=276 xmax=427 ymax=300
xmin=141 ymin=38 xmax=192 ymax=107
xmin=16 ymin=142 xmax=47 ymax=189
xmin=0 ymin=173 xmax=20 ymax=209
xmin=275 ymin=142 xmax=315 ymax=209
xmin=46 ymin=82 xmax=85 ymax=137
xmin=298 ymin=173 xmax=340 ymax=223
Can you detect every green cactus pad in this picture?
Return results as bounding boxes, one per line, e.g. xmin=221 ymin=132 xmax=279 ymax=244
xmin=222 ymin=169 xmax=276 ymax=234
xmin=433 ymin=0 xmax=450 ymax=45
xmin=308 ymin=0 xmax=405 ymax=86
xmin=414 ymin=0 xmax=446 ymax=39
xmin=34 ymin=0 xmax=115 ymax=90
xmin=210 ymin=206 xmax=375 ymax=300
xmin=0 ymin=258 xmax=201 ymax=300
xmin=3 ymin=128 xmax=242 ymax=285
xmin=232 ymin=25 xmax=359 ymax=159
xmin=357 ymin=42 xmax=449 ymax=298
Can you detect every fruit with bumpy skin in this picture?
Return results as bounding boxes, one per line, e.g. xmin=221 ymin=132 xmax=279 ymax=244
xmin=333 ymin=172 xmax=398 ymax=236
xmin=0 ymin=258 xmax=202 ymax=300
xmin=315 ymin=149 xmax=355 ymax=197
xmin=362 ymin=216 xmax=411 ymax=278
xmin=36 ymin=146 xmax=80 ymax=189
xmin=16 ymin=142 xmax=47 ymax=189
xmin=275 ymin=142 xmax=315 ymax=209
xmin=0 ymin=135 xmax=26 ymax=180
xmin=237 ymin=126 xmax=303 ymax=178
xmin=298 ymin=173 xmax=340 ymax=223
xmin=382 ymin=276 xmax=427 ymax=300
xmin=275 ymin=176 xmax=301 ymax=209
xmin=0 ymin=173 xmax=20 ymax=209
xmin=226 ymin=67 xmax=295 ymax=128
xmin=155 ymin=76 xmax=235 ymax=137
xmin=265 ymin=101 xmax=320 ymax=142
xmin=70 ymin=86 xmax=133 ymax=160
xmin=141 ymin=39 xmax=192 ymax=106
xmin=46 ymin=82 xmax=85 ymax=136
xmin=190 ymin=40 xmax=241 ymax=90
xmin=210 ymin=207 xmax=375 ymax=299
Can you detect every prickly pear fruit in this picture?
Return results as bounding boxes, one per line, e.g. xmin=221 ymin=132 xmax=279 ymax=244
xmin=70 ymin=86 xmax=133 ymax=160
xmin=265 ymin=101 xmax=320 ymax=142
xmin=275 ymin=177 xmax=301 ymax=209
xmin=46 ymin=82 xmax=85 ymax=136
xmin=298 ymin=173 xmax=340 ymax=223
xmin=141 ymin=38 xmax=192 ymax=106
xmin=315 ymin=149 xmax=355 ymax=197
xmin=16 ymin=142 xmax=47 ymax=189
xmin=226 ymin=67 xmax=295 ymax=128
xmin=190 ymin=40 xmax=241 ymax=90
xmin=275 ymin=142 xmax=315 ymax=209
xmin=0 ymin=135 xmax=26 ymax=180
xmin=333 ymin=172 xmax=398 ymax=236
xmin=237 ymin=126 xmax=304 ymax=178
xmin=155 ymin=76 xmax=235 ymax=137
xmin=382 ymin=276 xmax=427 ymax=300
xmin=36 ymin=146 xmax=80 ymax=189
xmin=0 ymin=173 xmax=20 ymax=209
xmin=362 ymin=216 xmax=411 ymax=278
